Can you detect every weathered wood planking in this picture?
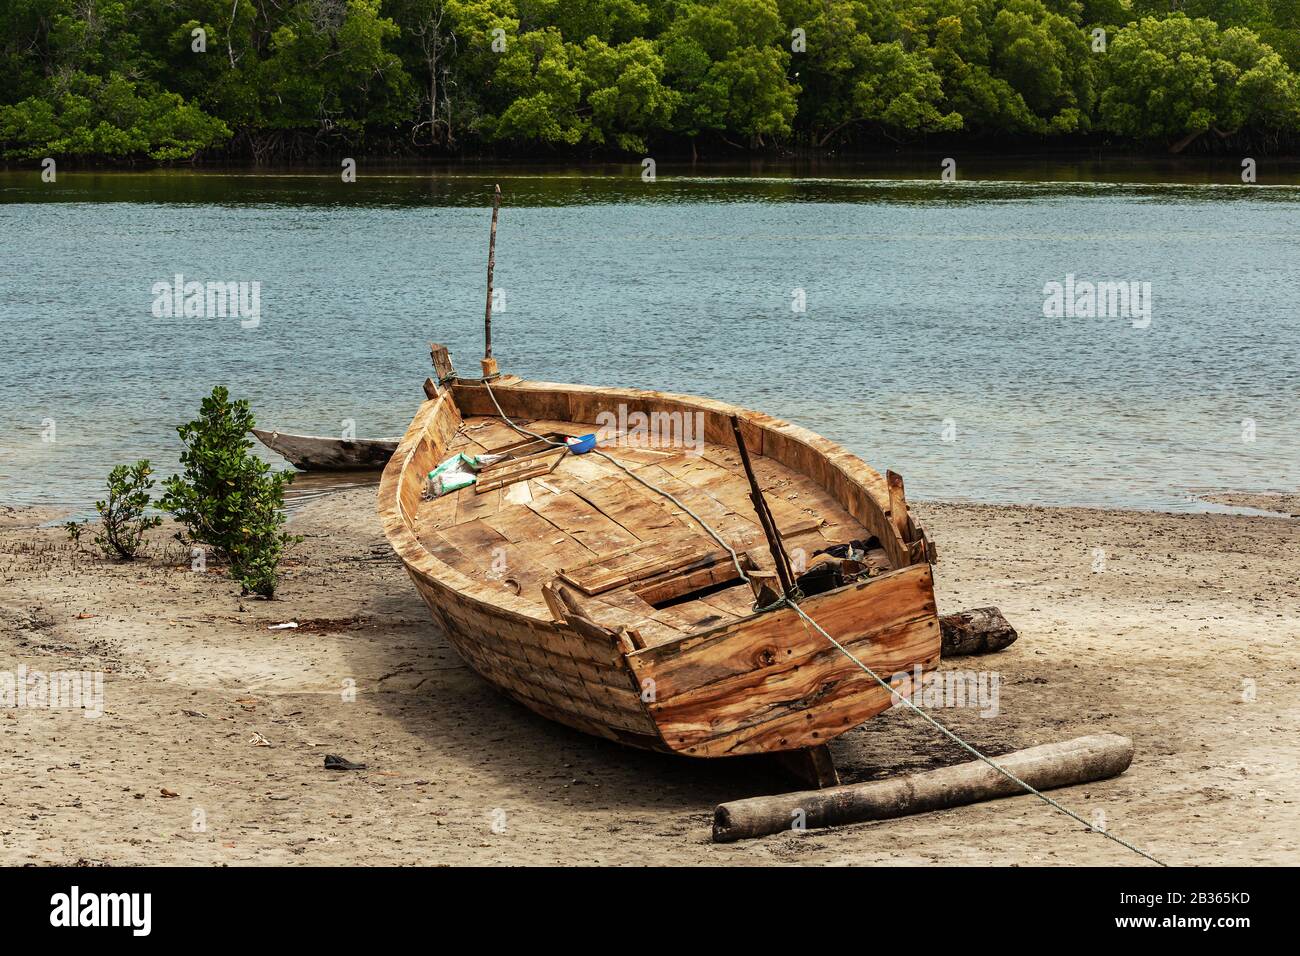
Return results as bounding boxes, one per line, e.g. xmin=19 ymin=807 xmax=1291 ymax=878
xmin=569 ymin=474 xmax=702 ymax=541
xmin=480 ymin=504 xmax=595 ymax=572
xmin=460 ymin=417 xmax=529 ymax=451
xmin=628 ymin=564 xmax=940 ymax=756
xmin=628 ymin=562 xmax=934 ymax=700
xmin=560 ymin=538 xmax=728 ymax=596
xmin=379 ymin=393 xmax=657 ymax=744
xmin=519 ymin=382 xmax=899 ymax=562
xmin=629 ymin=465 xmax=766 ymax=549
xmin=383 ymin=377 xmax=941 ymax=760
xmin=456 ymin=483 xmax=501 ymax=525
xmin=528 ymin=491 xmax=641 ymax=556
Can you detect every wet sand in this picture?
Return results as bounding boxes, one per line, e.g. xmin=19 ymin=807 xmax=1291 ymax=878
xmin=2 ymin=490 xmax=1297 ymax=866
xmin=1199 ymin=491 xmax=1300 ymax=517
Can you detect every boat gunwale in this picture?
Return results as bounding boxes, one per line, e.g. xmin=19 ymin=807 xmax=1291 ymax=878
xmin=253 ymin=428 xmax=401 ymax=445
xmin=377 ymin=389 xmax=554 ymax=629
xmin=378 ymin=377 xmax=916 ymax=636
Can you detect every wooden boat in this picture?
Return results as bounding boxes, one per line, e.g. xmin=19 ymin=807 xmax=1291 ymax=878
xmin=378 ymin=349 xmax=941 ymax=784
xmin=252 ymin=428 xmax=399 ymax=470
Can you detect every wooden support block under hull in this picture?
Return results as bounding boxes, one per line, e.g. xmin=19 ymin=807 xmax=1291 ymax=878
xmin=772 ymin=745 xmax=841 ymax=790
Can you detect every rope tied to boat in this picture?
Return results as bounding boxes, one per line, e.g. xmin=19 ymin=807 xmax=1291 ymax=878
xmin=477 ymin=379 xmax=1167 ymax=866
xmin=477 ymin=380 xmax=754 ymax=581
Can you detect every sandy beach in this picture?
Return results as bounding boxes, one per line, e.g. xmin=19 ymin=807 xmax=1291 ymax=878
xmin=2 ymin=490 xmax=1297 ymax=866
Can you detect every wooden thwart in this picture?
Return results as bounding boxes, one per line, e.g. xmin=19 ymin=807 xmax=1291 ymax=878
xmin=712 ymin=734 xmax=1135 ymax=842
xmin=475 ymin=447 xmax=566 ymax=493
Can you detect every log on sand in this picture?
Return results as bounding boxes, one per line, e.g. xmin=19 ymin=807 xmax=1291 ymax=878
xmin=940 ymin=606 xmax=1018 ymax=656
xmin=713 ymin=733 xmax=1133 ymax=843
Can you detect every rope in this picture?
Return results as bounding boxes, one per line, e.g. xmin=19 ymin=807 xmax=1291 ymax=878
xmin=478 ymin=378 xmax=1167 ymax=866
xmin=479 ymin=379 xmax=752 ymax=582
xmin=780 ymin=598 xmax=1165 ymax=865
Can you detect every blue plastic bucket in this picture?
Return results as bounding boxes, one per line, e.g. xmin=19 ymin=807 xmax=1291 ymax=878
xmin=566 ymin=434 xmax=597 ymax=455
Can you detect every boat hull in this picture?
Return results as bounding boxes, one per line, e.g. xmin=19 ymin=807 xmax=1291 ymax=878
xmin=378 ymin=377 xmax=941 ymax=757
xmin=253 ymin=428 xmax=398 ymax=470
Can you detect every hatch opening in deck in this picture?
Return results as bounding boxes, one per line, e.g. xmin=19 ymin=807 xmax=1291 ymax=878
xmin=634 ymin=553 xmax=754 ymax=610
xmin=647 ymin=576 xmax=749 ymax=611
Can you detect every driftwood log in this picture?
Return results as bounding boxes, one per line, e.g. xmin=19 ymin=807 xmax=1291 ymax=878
xmin=940 ymin=606 xmax=1018 ymax=656
xmin=713 ymin=733 xmax=1133 ymax=843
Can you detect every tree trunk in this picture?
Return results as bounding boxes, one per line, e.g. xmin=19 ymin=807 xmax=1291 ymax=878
xmin=940 ymin=607 xmax=1018 ymax=657
xmin=429 ymin=69 xmax=438 ymax=145
xmin=818 ymin=117 xmax=862 ymax=148
xmin=713 ymin=734 xmax=1134 ymax=842
xmin=1169 ymin=128 xmax=1206 ymax=154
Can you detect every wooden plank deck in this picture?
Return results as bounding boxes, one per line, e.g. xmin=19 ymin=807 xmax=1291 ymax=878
xmin=414 ymin=416 xmax=886 ymax=648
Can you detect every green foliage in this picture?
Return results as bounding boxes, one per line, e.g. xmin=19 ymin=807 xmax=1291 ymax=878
xmin=160 ymin=387 xmax=297 ymax=599
xmin=485 ymin=27 xmax=587 ymax=145
xmin=578 ymin=37 xmax=680 ymax=152
xmin=662 ymin=0 xmax=799 ymax=143
xmin=788 ymin=0 xmax=960 ymax=145
xmin=257 ymin=0 xmax=415 ymax=135
xmin=1100 ymin=14 xmax=1300 ymax=149
xmin=71 ymin=460 xmax=164 ymax=560
xmin=991 ymin=0 xmax=1096 ymax=132
xmin=0 ymin=72 xmax=230 ymax=160
xmin=2 ymin=0 xmax=1299 ymax=157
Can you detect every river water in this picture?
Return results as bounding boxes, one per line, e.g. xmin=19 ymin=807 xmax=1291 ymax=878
xmin=2 ymin=162 xmax=1297 ymax=511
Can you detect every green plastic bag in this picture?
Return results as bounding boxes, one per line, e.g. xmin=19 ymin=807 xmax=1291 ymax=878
xmin=426 ymin=452 xmax=480 ymax=497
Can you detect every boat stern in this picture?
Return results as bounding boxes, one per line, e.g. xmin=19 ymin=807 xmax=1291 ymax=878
xmin=625 ymin=563 xmax=941 ymax=757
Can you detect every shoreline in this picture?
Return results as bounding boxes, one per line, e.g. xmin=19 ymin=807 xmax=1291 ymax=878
xmin=6 ymin=485 xmax=1296 ymax=529
xmin=9 ymin=155 xmax=1300 ymax=176
xmin=2 ymin=487 xmax=1297 ymax=865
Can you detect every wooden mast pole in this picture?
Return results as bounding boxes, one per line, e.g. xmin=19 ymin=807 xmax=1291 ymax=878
xmin=481 ymin=184 xmax=501 ymax=379
xmin=730 ymin=415 xmax=797 ymax=599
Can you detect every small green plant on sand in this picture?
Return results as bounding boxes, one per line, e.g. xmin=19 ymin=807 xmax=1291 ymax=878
xmin=66 ymin=460 xmax=163 ymax=559
xmin=160 ymin=386 xmax=297 ymax=598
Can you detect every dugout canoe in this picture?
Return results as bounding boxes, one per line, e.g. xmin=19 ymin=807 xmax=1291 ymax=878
xmin=378 ymin=355 xmax=941 ymax=773
xmin=252 ymin=428 xmax=399 ymax=470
